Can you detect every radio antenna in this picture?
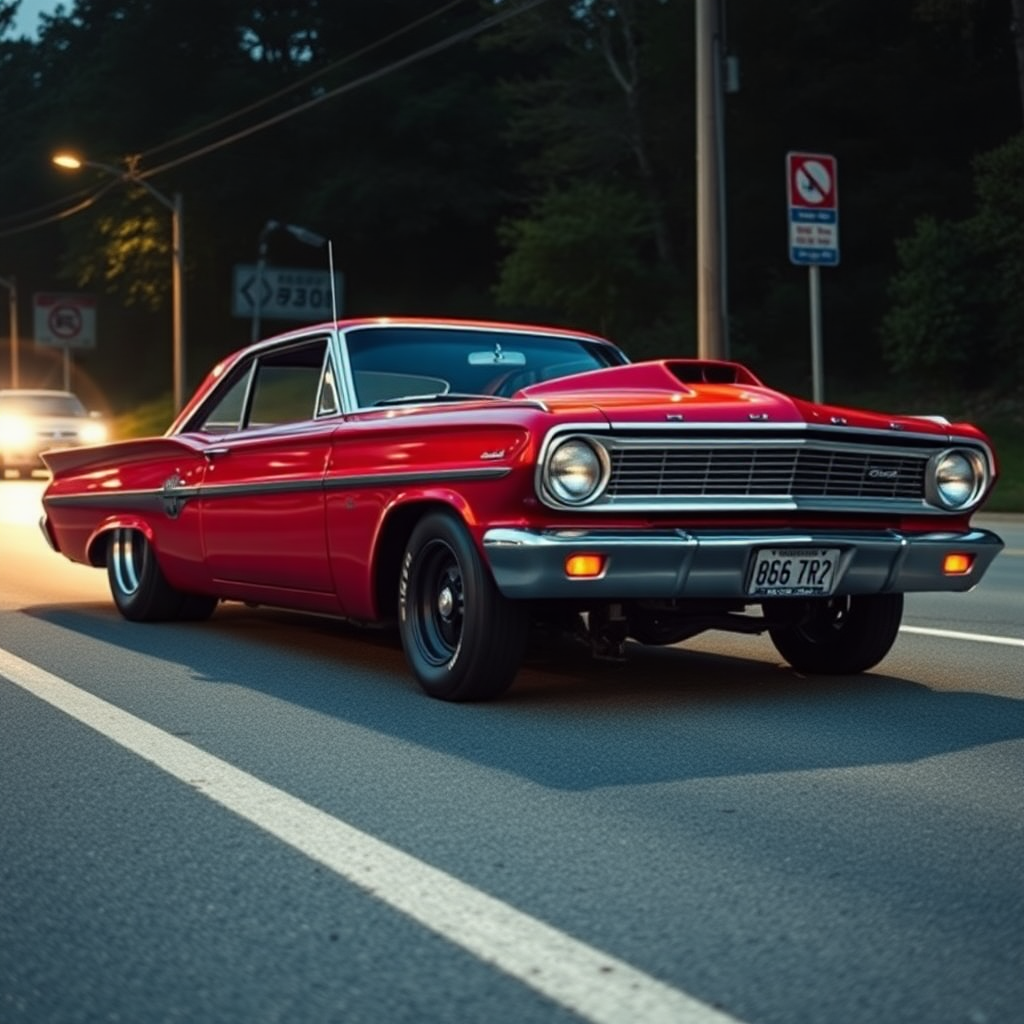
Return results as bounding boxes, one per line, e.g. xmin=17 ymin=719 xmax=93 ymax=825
xmin=327 ymin=240 xmax=339 ymax=325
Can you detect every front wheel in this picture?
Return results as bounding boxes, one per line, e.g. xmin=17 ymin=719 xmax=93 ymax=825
xmin=766 ymin=593 xmax=904 ymax=675
xmin=399 ymin=512 xmax=528 ymax=701
xmin=106 ymin=527 xmax=216 ymax=622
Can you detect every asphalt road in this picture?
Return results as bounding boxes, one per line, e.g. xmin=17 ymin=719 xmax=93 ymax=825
xmin=2 ymin=478 xmax=1022 ymax=1024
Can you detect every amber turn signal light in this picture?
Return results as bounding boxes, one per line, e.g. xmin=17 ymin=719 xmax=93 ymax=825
xmin=565 ymin=553 xmax=605 ymax=578
xmin=942 ymin=553 xmax=974 ymax=575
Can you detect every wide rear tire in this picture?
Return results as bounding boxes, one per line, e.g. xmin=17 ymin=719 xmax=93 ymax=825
xmin=767 ymin=593 xmax=904 ymax=675
xmin=399 ymin=512 xmax=528 ymax=701
xmin=106 ymin=527 xmax=216 ymax=623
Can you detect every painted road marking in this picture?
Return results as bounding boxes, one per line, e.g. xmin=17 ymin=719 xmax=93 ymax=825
xmin=0 ymin=646 xmax=741 ymax=1024
xmin=901 ymin=626 xmax=1024 ymax=648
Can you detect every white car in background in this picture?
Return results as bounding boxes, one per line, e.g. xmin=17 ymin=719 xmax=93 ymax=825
xmin=0 ymin=389 xmax=108 ymax=478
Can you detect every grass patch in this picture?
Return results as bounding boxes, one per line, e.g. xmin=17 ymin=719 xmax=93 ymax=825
xmin=977 ymin=420 xmax=1024 ymax=513
xmin=112 ymin=396 xmax=177 ymax=440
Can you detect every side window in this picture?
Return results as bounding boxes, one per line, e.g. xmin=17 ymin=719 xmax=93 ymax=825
xmin=249 ymin=360 xmax=321 ymax=427
xmin=189 ymin=336 xmax=332 ymax=434
xmin=317 ymin=355 xmax=340 ymax=416
xmin=197 ymin=366 xmax=252 ymax=434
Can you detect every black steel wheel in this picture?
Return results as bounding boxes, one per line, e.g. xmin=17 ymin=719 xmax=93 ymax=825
xmin=767 ymin=593 xmax=904 ymax=675
xmin=399 ymin=512 xmax=528 ymax=701
xmin=106 ymin=527 xmax=215 ymax=622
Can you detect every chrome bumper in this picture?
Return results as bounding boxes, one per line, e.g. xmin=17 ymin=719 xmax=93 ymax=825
xmin=482 ymin=526 xmax=1004 ymax=600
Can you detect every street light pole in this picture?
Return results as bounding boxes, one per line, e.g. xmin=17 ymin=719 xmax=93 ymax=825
xmin=251 ymin=220 xmax=328 ymax=343
xmin=0 ymin=275 xmax=17 ymax=387
xmin=52 ymin=152 xmax=187 ymax=412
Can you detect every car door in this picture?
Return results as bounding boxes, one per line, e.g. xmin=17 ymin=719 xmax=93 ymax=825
xmin=193 ymin=335 xmax=340 ymax=603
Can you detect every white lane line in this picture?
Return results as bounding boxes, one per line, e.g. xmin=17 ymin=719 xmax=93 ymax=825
xmin=0 ymin=647 xmax=742 ymax=1024
xmin=901 ymin=626 xmax=1024 ymax=648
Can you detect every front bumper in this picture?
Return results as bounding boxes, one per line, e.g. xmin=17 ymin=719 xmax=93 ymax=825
xmin=482 ymin=526 xmax=1004 ymax=600
xmin=1 ymin=447 xmax=47 ymax=471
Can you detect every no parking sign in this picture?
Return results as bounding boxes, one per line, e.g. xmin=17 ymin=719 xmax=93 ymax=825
xmin=787 ymin=152 xmax=839 ymax=266
xmin=33 ymin=293 xmax=98 ymax=350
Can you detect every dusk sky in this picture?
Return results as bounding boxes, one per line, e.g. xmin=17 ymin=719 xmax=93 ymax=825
xmin=8 ymin=0 xmax=60 ymax=38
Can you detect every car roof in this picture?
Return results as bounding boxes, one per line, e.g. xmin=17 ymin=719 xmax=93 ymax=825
xmin=0 ymin=388 xmax=79 ymax=398
xmin=267 ymin=316 xmax=618 ymax=345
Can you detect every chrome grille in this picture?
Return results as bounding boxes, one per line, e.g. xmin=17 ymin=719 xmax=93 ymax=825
xmin=606 ymin=444 xmax=927 ymax=500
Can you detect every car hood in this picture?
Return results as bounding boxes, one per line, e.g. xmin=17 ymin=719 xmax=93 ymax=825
xmin=517 ymin=359 xmax=966 ymax=438
xmin=26 ymin=414 xmax=92 ymax=433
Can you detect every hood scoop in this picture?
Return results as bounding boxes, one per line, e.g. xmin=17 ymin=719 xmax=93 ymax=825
xmin=520 ymin=358 xmax=765 ymax=398
xmin=665 ymin=359 xmax=764 ymax=386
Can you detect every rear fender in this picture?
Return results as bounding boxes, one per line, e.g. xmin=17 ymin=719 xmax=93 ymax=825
xmin=42 ymin=436 xmax=204 ymax=478
xmin=85 ymin=515 xmax=158 ymax=568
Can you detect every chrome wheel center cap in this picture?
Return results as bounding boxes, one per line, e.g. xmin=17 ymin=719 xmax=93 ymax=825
xmin=438 ymin=586 xmax=454 ymax=619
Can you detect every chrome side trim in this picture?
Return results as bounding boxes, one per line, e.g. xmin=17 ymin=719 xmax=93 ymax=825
xmin=41 ymin=466 xmax=512 ymax=511
xmin=323 ymin=466 xmax=511 ymax=490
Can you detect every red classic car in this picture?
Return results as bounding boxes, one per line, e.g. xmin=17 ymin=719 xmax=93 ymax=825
xmin=39 ymin=317 xmax=1003 ymax=700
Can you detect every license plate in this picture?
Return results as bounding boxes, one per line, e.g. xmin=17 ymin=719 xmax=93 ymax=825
xmin=747 ymin=547 xmax=840 ymax=597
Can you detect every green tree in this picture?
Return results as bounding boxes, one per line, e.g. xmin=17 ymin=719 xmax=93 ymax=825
xmin=496 ymin=180 xmax=656 ymax=336
xmin=882 ymin=131 xmax=1024 ymax=388
xmin=485 ymin=0 xmax=692 ymax=356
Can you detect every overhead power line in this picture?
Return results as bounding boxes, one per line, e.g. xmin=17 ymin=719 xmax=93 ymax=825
xmin=139 ymin=0 xmax=549 ymax=181
xmin=0 ymin=0 xmax=550 ymax=236
xmin=139 ymin=0 xmax=473 ymax=162
xmin=0 ymin=180 xmax=119 ymax=239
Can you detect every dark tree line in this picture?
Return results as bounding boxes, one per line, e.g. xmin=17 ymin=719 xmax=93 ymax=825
xmin=1 ymin=0 xmax=1021 ymax=412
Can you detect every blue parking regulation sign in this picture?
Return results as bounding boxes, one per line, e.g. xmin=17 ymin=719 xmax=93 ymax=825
xmin=787 ymin=152 xmax=839 ymax=266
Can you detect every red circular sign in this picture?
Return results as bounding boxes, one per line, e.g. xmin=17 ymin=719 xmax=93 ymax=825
xmin=49 ymin=304 xmax=83 ymax=339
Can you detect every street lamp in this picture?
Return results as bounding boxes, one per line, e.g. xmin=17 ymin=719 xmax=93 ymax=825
xmin=52 ymin=152 xmax=187 ymax=412
xmin=251 ymin=219 xmax=327 ymax=343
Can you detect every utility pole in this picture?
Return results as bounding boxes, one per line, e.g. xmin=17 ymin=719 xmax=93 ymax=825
xmin=695 ymin=0 xmax=728 ymax=359
xmin=0 ymin=275 xmax=17 ymax=387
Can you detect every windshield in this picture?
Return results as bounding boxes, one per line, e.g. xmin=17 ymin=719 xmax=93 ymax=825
xmin=343 ymin=326 xmax=627 ymax=407
xmin=0 ymin=393 xmax=87 ymax=417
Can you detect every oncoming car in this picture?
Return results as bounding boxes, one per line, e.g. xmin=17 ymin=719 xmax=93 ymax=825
xmin=38 ymin=317 xmax=1003 ymax=700
xmin=1 ymin=388 xmax=108 ymax=478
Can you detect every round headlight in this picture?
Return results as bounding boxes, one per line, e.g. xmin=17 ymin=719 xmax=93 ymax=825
xmin=545 ymin=437 xmax=607 ymax=505
xmin=932 ymin=449 xmax=985 ymax=509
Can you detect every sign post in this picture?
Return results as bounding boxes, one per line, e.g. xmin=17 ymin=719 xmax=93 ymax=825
xmin=786 ymin=152 xmax=839 ymax=403
xmin=33 ymin=293 xmax=98 ymax=391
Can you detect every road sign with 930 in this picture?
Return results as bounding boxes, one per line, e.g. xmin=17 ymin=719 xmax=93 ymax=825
xmin=747 ymin=547 xmax=839 ymax=597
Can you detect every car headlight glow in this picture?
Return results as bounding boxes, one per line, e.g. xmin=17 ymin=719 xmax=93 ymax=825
xmin=929 ymin=448 xmax=987 ymax=510
xmin=0 ymin=415 xmax=32 ymax=447
xmin=80 ymin=420 xmax=108 ymax=444
xmin=543 ymin=436 xmax=608 ymax=506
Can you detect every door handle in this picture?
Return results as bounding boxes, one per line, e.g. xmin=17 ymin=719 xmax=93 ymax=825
xmin=202 ymin=447 xmax=231 ymax=460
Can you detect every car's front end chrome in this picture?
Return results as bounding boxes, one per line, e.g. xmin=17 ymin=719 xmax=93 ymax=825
xmin=534 ymin=425 xmax=998 ymax=517
xmin=482 ymin=525 xmax=1005 ymax=600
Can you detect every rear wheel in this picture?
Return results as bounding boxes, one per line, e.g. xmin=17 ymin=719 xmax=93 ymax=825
xmin=767 ymin=593 xmax=904 ymax=674
xmin=399 ymin=512 xmax=528 ymax=701
xmin=106 ymin=527 xmax=216 ymax=622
